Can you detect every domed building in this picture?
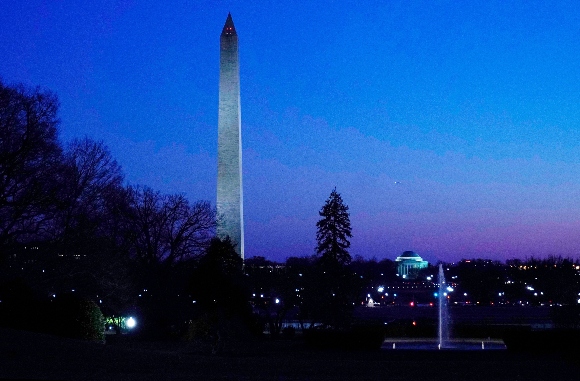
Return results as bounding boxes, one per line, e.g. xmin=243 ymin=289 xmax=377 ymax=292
xmin=395 ymin=251 xmax=428 ymax=279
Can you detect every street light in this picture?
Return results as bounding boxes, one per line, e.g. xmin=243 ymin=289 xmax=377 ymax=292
xmin=126 ymin=317 xmax=136 ymax=329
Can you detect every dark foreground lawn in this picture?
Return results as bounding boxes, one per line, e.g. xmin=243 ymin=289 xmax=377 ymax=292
xmin=1 ymin=328 xmax=579 ymax=381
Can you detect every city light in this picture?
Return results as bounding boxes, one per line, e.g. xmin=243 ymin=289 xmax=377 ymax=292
xmin=126 ymin=317 xmax=136 ymax=329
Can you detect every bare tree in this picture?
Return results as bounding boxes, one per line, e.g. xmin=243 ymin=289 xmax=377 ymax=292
xmin=54 ymin=137 xmax=124 ymax=252
xmin=127 ymin=187 xmax=164 ymax=265
xmin=127 ymin=187 xmax=215 ymax=265
xmin=0 ymin=80 xmax=62 ymax=247
xmin=164 ymin=194 xmax=215 ymax=263
xmin=40 ymin=138 xmax=132 ymax=308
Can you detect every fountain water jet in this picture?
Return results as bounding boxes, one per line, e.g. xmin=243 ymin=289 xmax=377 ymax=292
xmin=438 ymin=263 xmax=450 ymax=348
xmin=384 ymin=263 xmax=506 ymax=350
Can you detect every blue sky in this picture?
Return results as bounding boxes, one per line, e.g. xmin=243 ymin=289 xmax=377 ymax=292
xmin=2 ymin=1 xmax=580 ymax=263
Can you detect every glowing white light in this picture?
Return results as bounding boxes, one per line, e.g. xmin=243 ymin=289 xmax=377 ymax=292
xmin=378 ymin=286 xmax=384 ymax=293
xmin=446 ymin=287 xmax=454 ymax=292
xmin=275 ymin=298 xmax=280 ymax=304
xmin=126 ymin=317 xmax=136 ymax=329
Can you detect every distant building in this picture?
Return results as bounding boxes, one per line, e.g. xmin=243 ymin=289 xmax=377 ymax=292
xmin=395 ymin=251 xmax=428 ymax=279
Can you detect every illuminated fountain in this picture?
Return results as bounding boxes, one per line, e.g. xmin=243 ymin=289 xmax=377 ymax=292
xmin=384 ymin=263 xmax=506 ymax=350
xmin=438 ymin=263 xmax=450 ymax=349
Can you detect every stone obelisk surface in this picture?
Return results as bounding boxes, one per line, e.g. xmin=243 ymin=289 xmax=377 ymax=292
xmin=217 ymin=13 xmax=244 ymax=259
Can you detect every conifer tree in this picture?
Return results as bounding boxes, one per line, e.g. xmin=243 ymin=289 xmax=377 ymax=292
xmin=316 ymin=187 xmax=352 ymax=266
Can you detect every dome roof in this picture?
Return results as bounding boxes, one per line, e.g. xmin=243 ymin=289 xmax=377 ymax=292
xmin=395 ymin=251 xmax=425 ymax=262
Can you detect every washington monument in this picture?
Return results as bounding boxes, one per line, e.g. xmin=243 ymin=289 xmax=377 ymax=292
xmin=217 ymin=13 xmax=244 ymax=258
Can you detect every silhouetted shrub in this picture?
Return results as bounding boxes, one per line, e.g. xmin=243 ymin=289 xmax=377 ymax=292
xmin=304 ymin=324 xmax=385 ymax=350
xmin=0 ymin=279 xmax=42 ymax=331
xmin=503 ymin=328 xmax=580 ymax=354
xmin=184 ymin=313 xmax=220 ymax=353
xmin=349 ymin=324 xmax=385 ymax=350
xmin=282 ymin=326 xmax=296 ymax=339
xmin=552 ymin=305 xmax=580 ymax=329
xmin=48 ymin=294 xmax=105 ymax=342
xmin=184 ymin=312 xmax=261 ymax=354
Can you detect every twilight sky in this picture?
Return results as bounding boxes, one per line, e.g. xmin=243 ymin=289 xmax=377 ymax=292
xmin=2 ymin=1 xmax=580 ymax=263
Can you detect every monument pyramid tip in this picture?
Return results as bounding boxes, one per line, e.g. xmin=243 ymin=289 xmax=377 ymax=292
xmin=222 ymin=13 xmax=236 ymax=36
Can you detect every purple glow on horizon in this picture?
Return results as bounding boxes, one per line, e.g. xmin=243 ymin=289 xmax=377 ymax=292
xmin=2 ymin=1 xmax=580 ymax=262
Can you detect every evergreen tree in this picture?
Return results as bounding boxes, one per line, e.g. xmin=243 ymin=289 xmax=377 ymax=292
xmin=316 ymin=188 xmax=352 ymax=266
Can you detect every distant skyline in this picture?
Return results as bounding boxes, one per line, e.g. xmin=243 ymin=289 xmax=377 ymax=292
xmin=2 ymin=1 xmax=580 ymax=263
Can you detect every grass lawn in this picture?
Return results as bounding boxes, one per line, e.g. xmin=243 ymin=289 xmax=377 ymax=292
xmin=1 ymin=328 xmax=579 ymax=380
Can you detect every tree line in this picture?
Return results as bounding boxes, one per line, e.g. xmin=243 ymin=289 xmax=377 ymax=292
xmin=7 ymin=79 xmax=576 ymax=344
xmin=0 ymin=82 xmax=361 ymax=344
xmin=0 ymin=80 xmax=217 ymax=334
xmin=0 ymin=79 xmax=362 ymax=343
